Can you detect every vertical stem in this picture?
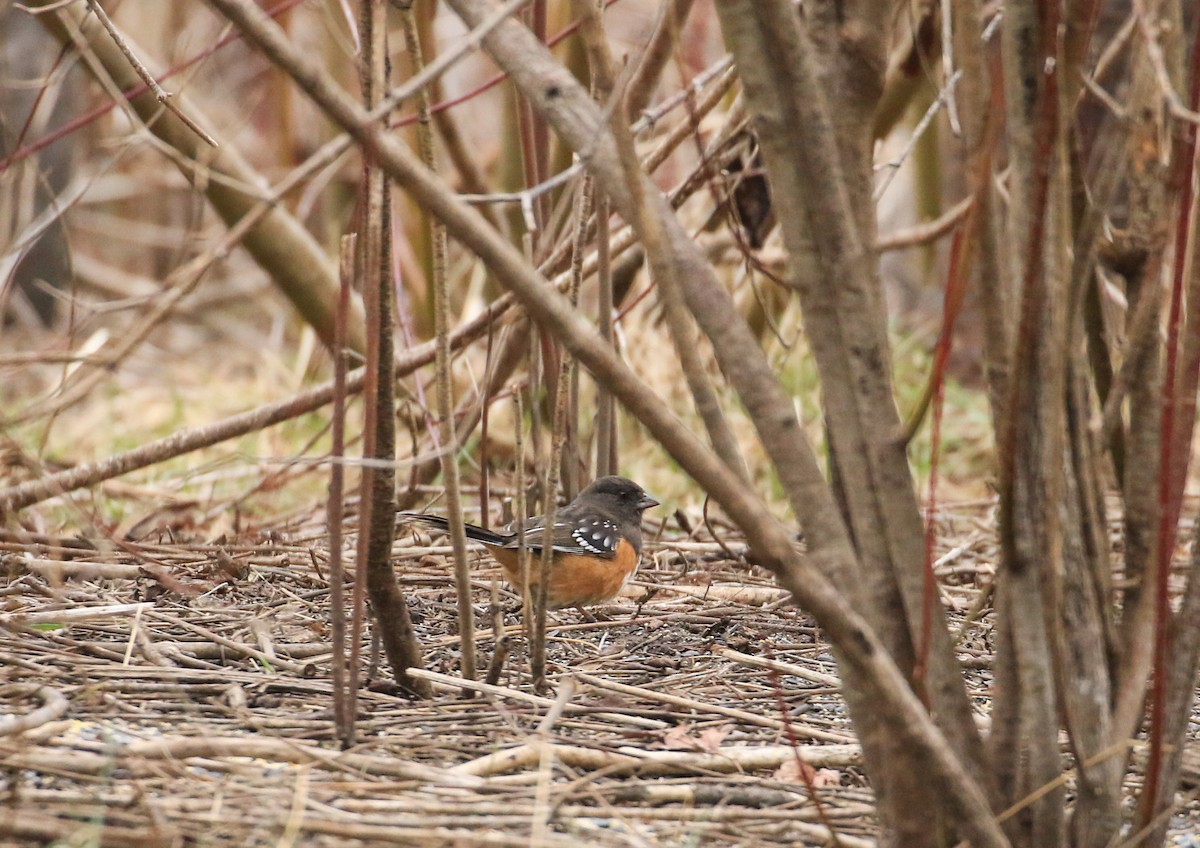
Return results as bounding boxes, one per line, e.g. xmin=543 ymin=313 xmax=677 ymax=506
xmin=480 ymin=324 xmax=496 ymax=530
xmin=559 ymin=175 xmax=594 ymax=499
xmin=398 ymin=0 xmax=476 ymax=683
xmin=530 ymin=172 xmax=593 ymax=691
xmin=529 ymin=0 xmax=550 ymax=229
xmin=350 ymin=0 xmax=383 ymax=711
xmin=594 ymin=191 xmax=616 ymax=477
xmin=511 ymin=384 xmax=533 ymax=676
xmin=329 ymin=235 xmax=355 ymax=747
xmin=1143 ymin=6 xmax=1200 ymax=820
xmin=356 ymin=0 xmax=430 ymax=699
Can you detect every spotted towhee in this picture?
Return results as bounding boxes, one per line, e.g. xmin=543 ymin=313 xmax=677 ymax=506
xmin=401 ymin=476 xmax=659 ymax=610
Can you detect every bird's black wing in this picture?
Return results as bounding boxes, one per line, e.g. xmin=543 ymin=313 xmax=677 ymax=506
xmin=499 ymin=514 xmax=621 ymax=558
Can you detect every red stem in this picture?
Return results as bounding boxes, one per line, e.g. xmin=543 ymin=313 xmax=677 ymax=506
xmin=762 ymin=642 xmax=840 ymax=838
xmin=1141 ymin=5 xmax=1200 ymax=824
xmin=915 ymin=222 xmax=969 ymax=695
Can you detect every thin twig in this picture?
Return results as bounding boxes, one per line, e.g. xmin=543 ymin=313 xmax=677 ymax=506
xmin=0 ymin=685 xmax=69 ymax=737
xmin=874 ymin=69 xmax=964 ymax=201
xmin=83 ymin=0 xmax=218 ymax=146
xmin=574 ymin=672 xmax=855 ymax=742
xmin=328 ymin=235 xmax=355 ymax=747
xmin=407 ymin=667 xmax=665 ymax=730
xmin=398 ymin=0 xmax=475 ymax=685
xmin=876 ymin=195 xmax=974 ymax=252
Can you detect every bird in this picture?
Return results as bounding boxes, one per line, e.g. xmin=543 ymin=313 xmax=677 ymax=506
xmin=400 ymin=476 xmax=659 ymax=611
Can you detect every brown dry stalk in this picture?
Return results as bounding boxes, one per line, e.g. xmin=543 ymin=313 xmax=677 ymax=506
xmin=592 ymin=188 xmax=616 ymax=477
xmin=1142 ymin=517 xmax=1200 ymax=843
xmin=0 ymin=810 xmax=167 ymax=848
xmin=142 ymin=610 xmax=310 ymax=675
xmin=993 ymin=0 xmax=1071 ymax=837
xmin=510 ymin=383 xmax=534 ymax=669
xmin=398 ymin=0 xmax=476 ymax=684
xmin=451 ymin=738 xmax=862 ymax=779
xmin=712 ymin=645 xmax=842 ymax=688
xmin=528 ymin=177 xmax=593 ymax=693
xmin=413 ymin=0 xmax=505 ymax=233
xmin=13 ymin=559 xmax=144 ymax=581
xmin=355 ymin=0 xmax=429 ymax=700
xmin=328 ymin=236 xmax=355 ymax=745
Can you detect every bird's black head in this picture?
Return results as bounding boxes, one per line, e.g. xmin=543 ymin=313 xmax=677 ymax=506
xmin=580 ymin=476 xmax=660 ymax=513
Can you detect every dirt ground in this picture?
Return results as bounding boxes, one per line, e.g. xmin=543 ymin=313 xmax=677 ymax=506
xmin=0 ymin=496 xmax=1197 ymax=847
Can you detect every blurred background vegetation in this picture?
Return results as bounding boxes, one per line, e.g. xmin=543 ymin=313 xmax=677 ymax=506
xmin=0 ymin=0 xmax=995 ymax=539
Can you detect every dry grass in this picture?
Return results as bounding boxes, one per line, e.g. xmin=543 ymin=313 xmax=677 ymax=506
xmin=2 ymin=494 xmax=1197 ymax=846
xmin=0 ymin=500 xmax=945 ymax=847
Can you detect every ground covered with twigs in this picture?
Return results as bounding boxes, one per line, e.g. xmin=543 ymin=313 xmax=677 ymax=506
xmin=1 ymin=499 xmax=1198 ymax=847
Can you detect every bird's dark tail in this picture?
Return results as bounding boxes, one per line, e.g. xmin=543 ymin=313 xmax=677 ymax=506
xmin=398 ymin=512 xmax=506 ymax=546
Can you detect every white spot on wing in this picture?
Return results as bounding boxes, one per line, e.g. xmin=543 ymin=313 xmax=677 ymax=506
xmin=568 ymin=517 xmax=621 ymax=554
xmin=572 ymin=526 xmax=608 ymax=554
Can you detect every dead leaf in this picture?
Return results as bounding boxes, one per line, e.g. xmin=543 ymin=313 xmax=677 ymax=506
xmin=812 ymin=768 xmax=841 ymax=787
xmin=657 ymin=722 xmax=697 ymax=750
xmin=773 ymin=756 xmax=817 ymax=783
xmin=695 ymin=723 xmax=732 ymax=753
xmin=655 ymin=722 xmax=732 ymax=752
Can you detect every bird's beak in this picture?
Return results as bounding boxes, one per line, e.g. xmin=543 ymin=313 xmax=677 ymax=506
xmin=638 ymin=493 xmax=660 ymax=510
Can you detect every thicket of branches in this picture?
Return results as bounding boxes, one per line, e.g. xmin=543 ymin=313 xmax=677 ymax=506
xmin=3 ymin=1 xmax=1200 ymax=846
